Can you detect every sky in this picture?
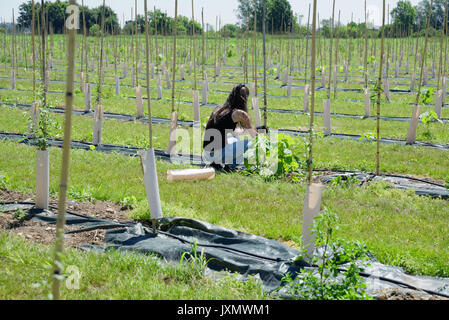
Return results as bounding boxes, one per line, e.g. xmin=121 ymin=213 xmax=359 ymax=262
xmin=0 ymin=0 xmax=423 ymax=28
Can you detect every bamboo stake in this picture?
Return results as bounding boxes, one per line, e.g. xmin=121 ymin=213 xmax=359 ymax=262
xmin=171 ymin=0 xmax=178 ymax=114
xmin=135 ymin=0 xmax=139 ymax=87
xmin=51 ymin=0 xmax=77 ymax=300
xmin=364 ymin=0 xmax=368 ymax=89
xmin=262 ymin=0 xmax=267 ymax=128
xmin=201 ymin=8 xmax=205 ymax=81
xmin=375 ymin=0 xmax=386 ymax=176
xmin=327 ymin=0 xmax=336 ymax=100
xmin=307 ymin=0 xmax=317 ymax=186
xmin=407 ymin=0 xmax=434 ymax=145
xmin=253 ymin=0 xmax=258 ymax=96
xmin=304 ymin=4 xmax=311 ymax=85
xmin=168 ymin=0 xmax=179 ymax=154
xmin=144 ymin=0 xmax=158 ymax=234
xmin=95 ymin=0 xmax=105 ymax=107
xmin=32 ymin=0 xmax=36 ymax=97
xmin=192 ymin=0 xmax=197 ymax=91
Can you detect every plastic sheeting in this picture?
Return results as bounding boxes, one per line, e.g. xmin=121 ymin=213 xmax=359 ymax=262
xmin=1 ymin=202 xmax=449 ymax=299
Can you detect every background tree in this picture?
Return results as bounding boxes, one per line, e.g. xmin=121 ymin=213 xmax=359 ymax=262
xmin=391 ymin=0 xmax=416 ymax=35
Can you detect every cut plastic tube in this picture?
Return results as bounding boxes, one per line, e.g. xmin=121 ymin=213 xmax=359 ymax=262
xmin=167 ymin=168 xmax=215 ymax=182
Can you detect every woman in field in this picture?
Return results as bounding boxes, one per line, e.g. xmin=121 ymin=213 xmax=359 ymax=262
xmin=202 ymin=84 xmax=260 ymax=171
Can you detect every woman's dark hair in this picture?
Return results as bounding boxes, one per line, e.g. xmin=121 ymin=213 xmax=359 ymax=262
xmin=211 ymin=84 xmax=250 ymax=124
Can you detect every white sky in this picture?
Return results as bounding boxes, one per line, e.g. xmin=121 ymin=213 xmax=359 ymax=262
xmin=0 ymin=0 xmax=423 ymax=28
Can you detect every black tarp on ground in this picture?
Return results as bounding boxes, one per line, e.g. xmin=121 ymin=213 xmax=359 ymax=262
xmin=319 ymin=172 xmax=449 ymax=200
xmin=1 ymin=202 xmax=449 ymax=299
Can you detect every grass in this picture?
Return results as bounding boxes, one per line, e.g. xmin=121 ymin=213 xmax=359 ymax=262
xmin=1 ymin=34 xmax=449 ymax=299
xmin=0 ymin=141 xmax=448 ymax=279
xmin=0 ymin=232 xmax=268 ymax=300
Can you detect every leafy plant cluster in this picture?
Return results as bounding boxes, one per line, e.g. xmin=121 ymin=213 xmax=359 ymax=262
xmin=243 ymin=133 xmax=306 ymax=182
xmin=280 ymin=207 xmax=373 ymax=300
xmin=28 ymin=82 xmax=60 ymax=151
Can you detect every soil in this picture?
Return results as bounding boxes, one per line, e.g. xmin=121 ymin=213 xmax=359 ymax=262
xmin=0 ymin=188 xmax=133 ymax=247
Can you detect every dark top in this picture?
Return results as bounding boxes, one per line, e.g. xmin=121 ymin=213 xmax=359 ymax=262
xmin=203 ymin=108 xmax=237 ymax=152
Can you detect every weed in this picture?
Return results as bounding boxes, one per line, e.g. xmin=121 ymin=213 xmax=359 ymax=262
xmin=13 ymin=208 xmax=28 ymax=220
xmin=0 ymin=173 xmax=10 ymax=189
xmin=329 ymin=175 xmax=361 ymax=188
xmin=180 ymin=239 xmax=214 ymax=281
xmin=120 ymin=196 xmax=138 ymax=210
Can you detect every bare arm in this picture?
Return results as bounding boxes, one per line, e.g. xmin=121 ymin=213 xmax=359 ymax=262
xmin=231 ymin=110 xmax=258 ymax=138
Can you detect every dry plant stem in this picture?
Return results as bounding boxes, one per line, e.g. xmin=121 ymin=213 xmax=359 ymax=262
xmin=376 ymin=0 xmax=386 ymax=176
xmin=307 ymin=0 xmax=317 ymax=186
xmin=52 ymin=0 xmax=77 ymax=300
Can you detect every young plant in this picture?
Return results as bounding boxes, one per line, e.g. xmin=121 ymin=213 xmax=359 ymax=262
xmin=420 ymin=110 xmax=442 ymax=140
xmin=280 ymin=207 xmax=372 ymax=300
xmin=180 ymin=239 xmax=214 ymax=280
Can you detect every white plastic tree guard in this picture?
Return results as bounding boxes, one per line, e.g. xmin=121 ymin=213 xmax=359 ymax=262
xmin=80 ymin=72 xmax=85 ymax=93
xmin=180 ymin=64 xmax=185 ymax=80
xmin=11 ymin=70 xmax=16 ymax=90
xmin=302 ymin=183 xmax=325 ymax=262
xmin=136 ymin=86 xmax=144 ymax=118
xmin=202 ymin=79 xmax=208 ymax=105
xmin=36 ymin=149 xmax=49 ymax=210
xmin=193 ymin=90 xmax=200 ymax=126
xmin=304 ymin=84 xmax=310 ymax=113
xmin=435 ymin=89 xmax=443 ymax=119
xmin=139 ymin=149 xmax=163 ymax=220
xmin=406 ymin=105 xmax=421 ymax=145
xmin=323 ymin=99 xmax=331 ymax=136
xmin=157 ymin=75 xmax=163 ymax=99
xmin=410 ymin=71 xmax=416 ymax=92
xmin=383 ymin=78 xmax=391 ymax=103
xmin=84 ymin=83 xmax=91 ymax=112
xmin=364 ymin=88 xmax=371 ymax=118
xmin=115 ymin=75 xmax=120 ymax=95
xmin=252 ymin=97 xmax=262 ymax=128
xmin=92 ymin=105 xmax=104 ymax=146
xmin=168 ymin=111 xmax=178 ymax=155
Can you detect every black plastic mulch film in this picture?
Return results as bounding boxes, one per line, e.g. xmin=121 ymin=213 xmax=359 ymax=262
xmin=1 ymin=202 xmax=449 ymax=299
